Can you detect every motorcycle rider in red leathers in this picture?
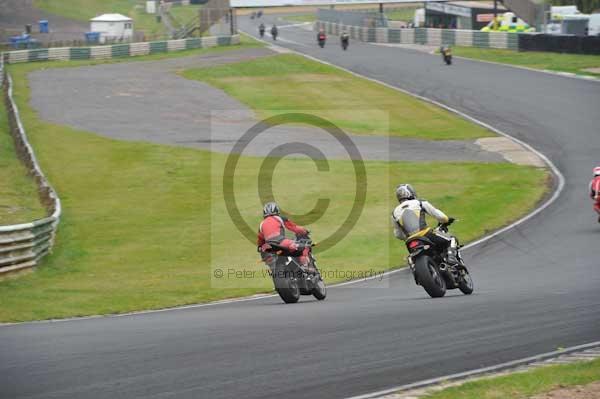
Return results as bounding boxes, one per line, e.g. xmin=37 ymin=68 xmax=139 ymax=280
xmin=257 ymin=202 xmax=310 ymax=267
xmin=590 ymin=167 xmax=600 ymax=223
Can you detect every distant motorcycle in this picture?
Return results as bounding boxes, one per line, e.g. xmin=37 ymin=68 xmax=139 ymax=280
xmin=341 ymin=34 xmax=349 ymax=50
xmin=259 ymin=24 xmax=265 ymax=38
xmin=271 ymin=26 xmax=278 ymax=41
xmin=440 ymin=46 xmax=452 ymax=65
xmin=405 ymin=219 xmax=473 ymax=298
xmin=261 ymin=235 xmax=327 ymax=304
xmin=318 ymin=32 xmax=326 ymax=48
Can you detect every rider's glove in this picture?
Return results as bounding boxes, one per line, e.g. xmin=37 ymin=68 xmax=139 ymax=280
xmin=260 ymin=243 xmax=272 ymax=253
xmin=447 ymin=217 xmax=455 ymax=225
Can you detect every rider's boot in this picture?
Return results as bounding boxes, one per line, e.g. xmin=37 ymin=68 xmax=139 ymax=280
xmin=445 ymin=237 xmax=460 ymax=265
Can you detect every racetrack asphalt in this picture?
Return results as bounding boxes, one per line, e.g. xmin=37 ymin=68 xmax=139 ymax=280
xmin=1 ymin=16 xmax=599 ymax=399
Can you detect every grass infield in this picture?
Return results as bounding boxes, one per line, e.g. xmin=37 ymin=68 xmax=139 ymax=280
xmin=425 ymin=358 xmax=600 ymax=399
xmin=182 ymin=54 xmax=494 ymax=140
xmin=0 ymin=94 xmax=46 ymax=225
xmin=453 ymin=47 xmax=600 ymax=78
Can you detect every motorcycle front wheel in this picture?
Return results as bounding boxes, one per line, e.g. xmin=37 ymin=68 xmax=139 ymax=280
xmin=415 ymin=255 xmax=446 ymax=298
xmin=457 ymin=266 xmax=474 ymax=295
xmin=312 ymin=275 xmax=327 ymax=300
xmin=274 ymin=276 xmax=300 ymax=303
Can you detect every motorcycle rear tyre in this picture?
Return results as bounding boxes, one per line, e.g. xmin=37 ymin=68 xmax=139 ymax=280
xmin=415 ymin=255 xmax=446 ymax=298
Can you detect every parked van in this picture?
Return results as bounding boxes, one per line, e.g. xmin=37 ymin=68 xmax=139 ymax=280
xmin=589 ymin=14 xmax=600 ymax=36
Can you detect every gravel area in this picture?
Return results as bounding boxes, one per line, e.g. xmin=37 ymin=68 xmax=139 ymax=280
xmin=531 ymin=381 xmax=600 ymax=399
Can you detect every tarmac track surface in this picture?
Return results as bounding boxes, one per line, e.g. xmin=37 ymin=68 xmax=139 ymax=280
xmin=1 ymin=16 xmax=600 ymax=399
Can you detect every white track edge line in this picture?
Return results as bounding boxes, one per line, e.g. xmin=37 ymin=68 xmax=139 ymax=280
xmin=0 ymin=32 xmax=565 ymax=327
xmin=345 ymin=340 xmax=600 ymax=399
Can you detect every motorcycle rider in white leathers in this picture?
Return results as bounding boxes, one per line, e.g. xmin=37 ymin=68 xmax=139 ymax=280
xmin=391 ymin=184 xmax=459 ymax=265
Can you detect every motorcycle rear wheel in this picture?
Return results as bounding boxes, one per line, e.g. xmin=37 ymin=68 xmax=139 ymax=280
xmin=415 ymin=256 xmax=446 ymax=298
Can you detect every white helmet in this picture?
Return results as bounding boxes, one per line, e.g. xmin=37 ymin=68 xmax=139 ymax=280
xmin=395 ymin=184 xmax=416 ymax=203
xmin=263 ymin=202 xmax=280 ymax=218
xmin=594 ymin=167 xmax=600 ymax=177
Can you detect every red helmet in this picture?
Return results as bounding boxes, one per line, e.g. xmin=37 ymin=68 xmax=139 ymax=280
xmin=594 ymin=167 xmax=600 ymax=177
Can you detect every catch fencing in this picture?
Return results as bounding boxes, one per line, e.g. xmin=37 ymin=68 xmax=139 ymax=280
xmin=0 ymin=56 xmax=61 ymax=275
xmin=3 ymin=34 xmax=240 ymax=64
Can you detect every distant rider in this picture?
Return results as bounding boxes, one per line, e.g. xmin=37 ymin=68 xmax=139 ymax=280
xmin=259 ymin=23 xmax=265 ymax=38
xmin=590 ymin=167 xmax=600 ymax=223
xmin=257 ymin=202 xmax=310 ymax=267
xmin=317 ymin=28 xmax=327 ymax=42
xmin=270 ymin=24 xmax=278 ymax=40
xmin=341 ymin=31 xmax=349 ymax=47
xmin=391 ymin=184 xmax=458 ymax=264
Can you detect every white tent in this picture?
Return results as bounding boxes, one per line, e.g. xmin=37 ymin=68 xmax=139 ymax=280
xmin=90 ymin=14 xmax=134 ymax=44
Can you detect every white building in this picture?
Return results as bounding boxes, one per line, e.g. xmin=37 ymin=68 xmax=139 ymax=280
xmin=90 ymin=14 xmax=133 ymax=44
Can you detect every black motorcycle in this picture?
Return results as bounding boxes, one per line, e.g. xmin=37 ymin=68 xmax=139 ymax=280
xmin=262 ymin=236 xmax=327 ymax=304
xmin=405 ymin=220 xmax=473 ymax=298
xmin=259 ymin=25 xmax=265 ymax=38
xmin=441 ymin=46 xmax=452 ymax=65
xmin=341 ymin=35 xmax=349 ymax=50
xmin=271 ymin=27 xmax=278 ymax=41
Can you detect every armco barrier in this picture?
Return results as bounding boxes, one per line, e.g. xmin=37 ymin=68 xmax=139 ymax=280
xmin=316 ymin=21 xmax=600 ymax=54
xmin=0 ymin=56 xmax=61 ymax=275
xmin=315 ymin=21 xmax=530 ymax=51
xmin=3 ymin=34 xmax=240 ymax=64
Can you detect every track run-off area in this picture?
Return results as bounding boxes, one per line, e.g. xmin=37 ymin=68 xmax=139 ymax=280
xmin=1 ymin=13 xmax=599 ymax=399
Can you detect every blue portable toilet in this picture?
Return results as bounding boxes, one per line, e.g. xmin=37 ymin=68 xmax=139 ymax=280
xmin=39 ymin=20 xmax=49 ymax=33
xmin=85 ymin=32 xmax=100 ymax=44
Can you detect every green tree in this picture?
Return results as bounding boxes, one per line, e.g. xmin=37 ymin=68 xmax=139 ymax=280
xmin=550 ymin=0 xmax=600 ymax=14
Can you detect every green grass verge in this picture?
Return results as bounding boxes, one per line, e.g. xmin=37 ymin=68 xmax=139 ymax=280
xmin=453 ymin=47 xmax=600 ymax=77
xmin=33 ymin=0 xmax=168 ymax=38
xmin=0 ymin=94 xmax=46 ymax=225
xmin=425 ymin=358 xmax=600 ymax=399
xmin=283 ymin=14 xmax=317 ymax=23
xmin=181 ymin=54 xmax=493 ymax=140
xmin=169 ymin=4 xmax=202 ymax=28
xmin=385 ymin=7 xmax=418 ymax=22
xmin=0 ymin=52 xmax=547 ymax=322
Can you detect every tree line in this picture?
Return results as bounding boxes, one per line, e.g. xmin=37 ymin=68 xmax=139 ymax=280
xmin=550 ymin=0 xmax=600 ymax=14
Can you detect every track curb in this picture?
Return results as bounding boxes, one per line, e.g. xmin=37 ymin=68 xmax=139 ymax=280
xmin=346 ymin=341 xmax=600 ymax=399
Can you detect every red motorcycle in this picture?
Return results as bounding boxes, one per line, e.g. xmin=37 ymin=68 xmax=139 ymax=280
xmin=261 ymin=235 xmax=327 ymax=303
xmin=318 ymin=32 xmax=326 ymax=48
